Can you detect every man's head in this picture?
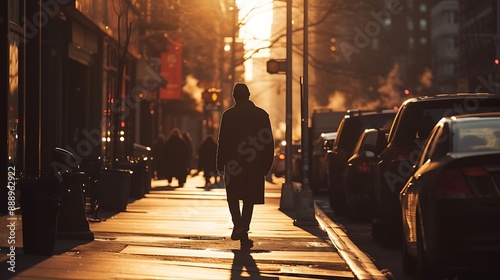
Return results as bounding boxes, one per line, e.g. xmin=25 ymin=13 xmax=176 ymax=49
xmin=232 ymin=83 xmax=250 ymax=101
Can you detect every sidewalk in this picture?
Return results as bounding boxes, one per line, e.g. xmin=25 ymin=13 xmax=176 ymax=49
xmin=0 ymin=174 xmax=385 ymax=279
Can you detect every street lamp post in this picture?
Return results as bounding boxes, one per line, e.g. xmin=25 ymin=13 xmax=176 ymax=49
xmin=279 ymin=0 xmax=295 ymax=211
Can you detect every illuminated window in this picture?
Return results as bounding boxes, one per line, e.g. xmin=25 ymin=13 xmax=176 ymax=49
xmin=408 ymin=19 xmax=414 ymax=31
xmin=419 ymin=19 xmax=427 ymax=30
xmin=420 ymin=4 xmax=427 ymax=12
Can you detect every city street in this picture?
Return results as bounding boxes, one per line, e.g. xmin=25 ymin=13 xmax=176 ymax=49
xmin=314 ymin=198 xmax=411 ymax=280
xmin=3 ymin=1 xmax=500 ymax=279
xmin=0 ymin=174 xmax=386 ymax=279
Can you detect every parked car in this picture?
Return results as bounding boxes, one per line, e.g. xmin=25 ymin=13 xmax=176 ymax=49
xmin=291 ymin=144 xmax=303 ymax=183
xmin=400 ymin=113 xmax=500 ymax=278
xmin=272 ymin=143 xmax=286 ymax=178
xmin=310 ymin=132 xmax=336 ymax=194
xmin=272 ymin=141 xmax=301 ymax=179
xmin=372 ymin=93 xmax=500 ymax=247
xmin=326 ymin=109 xmax=396 ymax=215
xmin=344 ymin=128 xmax=388 ymax=222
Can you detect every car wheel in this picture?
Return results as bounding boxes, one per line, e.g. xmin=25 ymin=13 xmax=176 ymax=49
xmin=402 ymin=234 xmax=417 ymax=275
xmin=371 ymin=218 xmax=381 ymax=240
xmin=417 ymin=220 xmax=442 ymax=279
xmin=379 ymin=187 xmax=402 ymax=248
xmin=329 ymin=188 xmax=348 ymax=216
xmin=348 ymin=197 xmax=362 ymax=222
xmin=348 ymin=199 xmax=357 ymax=222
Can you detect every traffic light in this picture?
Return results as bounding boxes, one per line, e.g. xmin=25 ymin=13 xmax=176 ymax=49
xmin=202 ymin=88 xmax=221 ymax=104
xmin=266 ymin=59 xmax=287 ymax=74
xmin=202 ymin=90 xmax=211 ymax=103
xmin=210 ymin=91 xmax=219 ymax=102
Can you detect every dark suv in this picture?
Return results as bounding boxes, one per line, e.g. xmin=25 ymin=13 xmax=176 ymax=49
xmin=326 ymin=109 xmax=396 ymax=215
xmin=372 ymin=93 xmax=500 ymax=247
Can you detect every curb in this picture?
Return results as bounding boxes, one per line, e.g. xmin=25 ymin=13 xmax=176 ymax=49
xmin=314 ymin=202 xmax=387 ymax=280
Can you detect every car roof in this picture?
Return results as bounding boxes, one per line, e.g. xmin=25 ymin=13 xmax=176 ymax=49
xmin=438 ymin=112 xmax=500 ymax=126
xmin=400 ymin=93 xmax=499 ymax=106
xmin=345 ymin=109 xmax=397 ymax=117
xmin=451 ymin=112 xmax=500 ymax=119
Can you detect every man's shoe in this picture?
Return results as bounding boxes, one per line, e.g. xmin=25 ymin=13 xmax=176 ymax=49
xmin=231 ymin=227 xmax=244 ymax=240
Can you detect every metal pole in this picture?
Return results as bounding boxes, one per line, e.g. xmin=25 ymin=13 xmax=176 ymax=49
xmin=231 ymin=2 xmax=237 ymax=85
xmin=497 ymin=0 xmax=500 ymax=95
xmin=279 ymin=0 xmax=295 ymax=210
xmin=302 ymin=0 xmax=309 ymax=191
xmin=294 ymin=0 xmax=316 ymax=225
xmin=285 ymin=0 xmax=293 ymax=183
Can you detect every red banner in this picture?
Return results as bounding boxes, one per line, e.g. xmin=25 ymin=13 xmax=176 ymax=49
xmin=160 ymin=37 xmax=183 ymax=100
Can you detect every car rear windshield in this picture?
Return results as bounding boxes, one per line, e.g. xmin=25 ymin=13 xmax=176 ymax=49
xmin=453 ymin=118 xmax=500 ymax=153
xmin=389 ymin=97 xmax=500 ymax=148
xmin=335 ymin=113 xmax=395 ymax=153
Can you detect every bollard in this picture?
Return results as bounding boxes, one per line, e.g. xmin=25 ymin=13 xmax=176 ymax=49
xmin=293 ymin=186 xmax=318 ymax=226
xmin=279 ymin=181 xmax=296 ymax=211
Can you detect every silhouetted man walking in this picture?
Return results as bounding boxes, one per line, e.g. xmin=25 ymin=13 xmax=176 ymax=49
xmin=217 ymin=83 xmax=274 ymax=249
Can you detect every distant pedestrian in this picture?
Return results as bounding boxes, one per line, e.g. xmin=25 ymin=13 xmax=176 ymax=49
xmin=216 ymin=83 xmax=274 ymax=249
xmin=163 ymin=128 xmax=190 ymax=187
xmin=197 ymin=135 xmax=218 ymax=188
xmin=152 ymin=133 xmax=166 ymax=180
xmin=182 ymin=131 xmax=194 ymax=175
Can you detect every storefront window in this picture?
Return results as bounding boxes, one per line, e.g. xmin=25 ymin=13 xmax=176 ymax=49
xmin=102 ymin=42 xmax=118 ymax=160
xmin=8 ymin=35 xmax=19 ymax=165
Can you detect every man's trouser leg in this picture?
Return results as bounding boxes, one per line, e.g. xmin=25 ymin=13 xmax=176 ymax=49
xmin=241 ymin=202 xmax=254 ymax=239
xmin=227 ymin=196 xmax=242 ymax=228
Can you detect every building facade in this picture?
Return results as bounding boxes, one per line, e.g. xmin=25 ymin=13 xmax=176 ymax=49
xmin=1 ymin=0 xmax=172 ymax=213
xmin=459 ymin=0 xmax=498 ymax=93
xmin=431 ymin=0 xmax=459 ymax=93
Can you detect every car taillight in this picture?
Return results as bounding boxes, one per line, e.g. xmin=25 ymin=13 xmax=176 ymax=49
xmin=462 ymin=167 xmax=500 ymax=203
xmin=356 ymin=161 xmax=371 ymax=173
xmin=462 ymin=167 xmax=489 ymax=177
xmin=436 ymin=168 xmax=473 ymax=199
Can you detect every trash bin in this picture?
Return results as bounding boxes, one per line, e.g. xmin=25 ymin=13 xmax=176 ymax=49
xmin=51 ymin=147 xmax=94 ymax=240
xmin=57 ymin=171 xmax=94 ymax=240
xmin=20 ymin=175 xmax=66 ymax=255
xmin=79 ymin=158 xmax=101 ymax=220
xmin=98 ymin=168 xmax=132 ymax=212
xmin=115 ymin=158 xmax=147 ymax=199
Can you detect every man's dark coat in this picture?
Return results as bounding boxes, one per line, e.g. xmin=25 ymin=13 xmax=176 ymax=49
xmin=217 ymin=100 xmax=274 ymax=204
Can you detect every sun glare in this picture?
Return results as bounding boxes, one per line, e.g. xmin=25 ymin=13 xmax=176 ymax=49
xmin=236 ymin=0 xmax=272 ymax=58
xmin=236 ymin=0 xmax=273 ymax=81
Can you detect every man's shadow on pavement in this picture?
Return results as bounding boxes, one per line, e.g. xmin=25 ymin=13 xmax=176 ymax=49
xmin=230 ymin=249 xmax=278 ymax=279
